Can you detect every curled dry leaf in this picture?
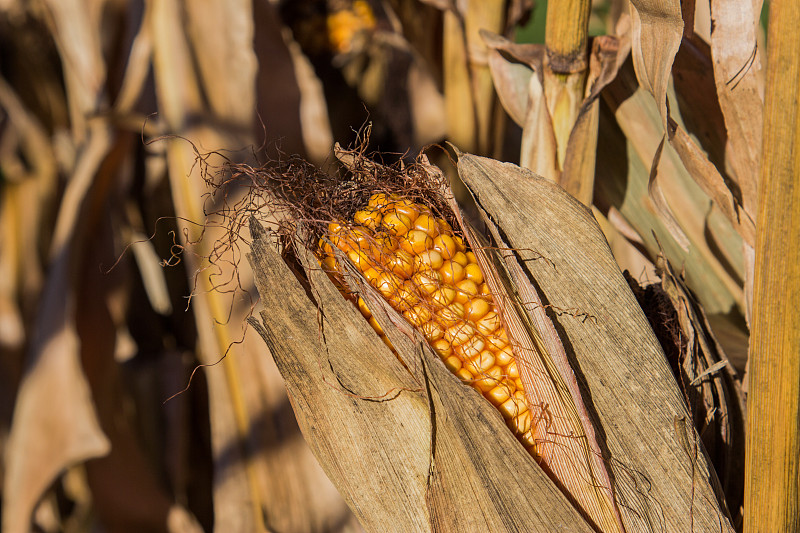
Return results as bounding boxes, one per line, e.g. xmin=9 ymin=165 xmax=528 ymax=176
xmin=598 ymin=59 xmax=745 ymax=319
xmin=455 ymin=153 xmax=735 ymax=532
xmin=655 ymin=255 xmax=746 ymax=521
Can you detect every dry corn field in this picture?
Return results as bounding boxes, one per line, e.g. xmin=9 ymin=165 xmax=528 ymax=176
xmin=0 ymin=0 xmax=798 ymax=532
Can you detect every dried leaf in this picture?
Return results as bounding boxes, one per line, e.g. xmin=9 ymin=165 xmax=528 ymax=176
xmin=482 ymin=32 xmax=559 ymax=179
xmin=657 ymin=256 xmax=745 ymax=521
xmin=2 ymin=257 xmax=111 ymax=533
xmin=628 ymin=0 xmax=683 ymax=130
xmin=456 ymin=154 xmax=734 ymax=532
xmin=598 ymin=61 xmax=745 ymax=318
xmin=709 ymin=0 xmax=764 ymax=217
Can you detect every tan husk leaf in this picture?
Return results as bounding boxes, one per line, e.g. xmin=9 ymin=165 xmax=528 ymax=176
xmin=656 ymin=255 xmax=745 ymax=519
xmin=455 ymin=153 xmax=735 ymax=532
xmin=597 ymin=60 xmax=745 ymax=319
xmin=246 ymin=219 xmax=595 ymax=532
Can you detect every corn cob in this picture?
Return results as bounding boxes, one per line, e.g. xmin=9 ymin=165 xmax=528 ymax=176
xmin=319 ymin=192 xmax=539 ymax=454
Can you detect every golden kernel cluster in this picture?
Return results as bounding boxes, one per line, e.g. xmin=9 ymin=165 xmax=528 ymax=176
xmin=319 ymin=193 xmax=539 ymax=452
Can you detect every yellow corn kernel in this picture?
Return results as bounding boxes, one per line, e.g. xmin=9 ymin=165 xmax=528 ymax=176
xmin=456 ymin=335 xmax=486 ymax=359
xmin=431 ymin=338 xmax=453 ymax=357
xmin=387 ymin=249 xmax=415 ymax=279
xmin=454 ymin=280 xmax=478 ymax=305
xmin=374 ymin=271 xmax=402 ymax=298
xmin=485 ymin=383 xmax=513 ymax=406
xmin=414 ymin=249 xmax=444 ymax=270
xmin=412 ymin=269 xmax=441 ymax=295
xmin=353 ymin=206 xmax=382 ymax=229
xmin=382 ymin=212 xmax=413 ymax=236
xmin=432 ymin=234 xmax=457 ymax=259
xmin=444 ymin=355 xmax=462 ymax=372
xmin=464 ymin=297 xmax=491 ymax=321
xmin=465 ymin=350 xmax=495 ymax=375
xmin=400 ymin=229 xmax=433 ymax=255
xmin=473 ymin=366 xmax=504 ymax=393
xmin=386 ymin=199 xmax=420 ymax=220
xmin=413 ymin=214 xmax=438 ymax=236
xmin=439 ymin=260 xmax=465 ymax=284
xmin=421 ymin=321 xmax=444 ymax=341
xmin=431 ymin=286 xmax=456 ymax=306
xmin=444 ymin=321 xmax=476 ymax=347
xmin=438 ymin=302 xmax=464 ymax=327
xmin=403 ymin=304 xmax=432 ymax=327
xmin=464 ymin=263 xmax=484 ymax=284
xmin=494 ymin=344 xmax=515 ymax=366
xmin=320 ymin=196 xmax=532 ymax=460
xmin=451 ymin=251 xmax=469 ymax=267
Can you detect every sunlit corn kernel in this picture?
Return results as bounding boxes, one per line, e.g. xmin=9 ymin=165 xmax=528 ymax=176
xmin=368 ymin=192 xmax=393 ymax=208
xmin=473 ymin=366 xmax=504 ymax=392
xmin=509 ymin=410 xmax=532 ymax=435
xmin=431 ymin=338 xmax=453 ymax=357
xmin=372 ymin=233 xmax=398 ymax=255
xmin=389 ymin=284 xmax=419 ymax=310
xmin=466 ymin=251 xmax=477 ymax=262
xmin=476 ymin=311 xmax=501 ymax=335
xmin=439 ymin=302 xmax=464 ymax=327
xmin=347 ymin=249 xmax=373 ymax=270
xmin=457 ymin=336 xmax=486 ymax=359
xmin=421 ymin=321 xmax=444 ymax=341
xmin=368 ymin=315 xmax=384 ymax=336
xmin=465 ymin=350 xmax=495 ymax=375
xmin=387 ymin=249 xmax=415 ymax=278
xmin=520 ymin=430 xmax=538 ymax=448
xmin=485 ymin=331 xmax=509 ymax=352
xmin=439 ymin=260 xmax=465 ymax=284
xmin=454 ymin=236 xmax=466 ymax=252
xmin=464 ymin=297 xmax=491 ymax=321
xmin=444 ymin=321 xmax=476 ymax=347
xmin=456 ymin=367 xmax=474 ymax=381
xmin=464 ymin=263 xmax=484 ymax=284
xmin=375 ymin=271 xmax=402 ymax=297
xmin=432 ymin=234 xmax=457 ymax=259
xmin=382 ymin=212 xmax=413 ymax=236
xmin=494 ymin=344 xmax=514 ymax=366
xmin=362 ymin=266 xmax=381 ymax=283
xmin=498 ymin=395 xmax=528 ymax=419
xmin=413 ymin=214 xmax=438 ymax=237
xmin=319 ymin=239 xmax=334 ymax=255
xmin=357 ymin=297 xmax=371 ymax=317
xmin=479 ymin=283 xmax=491 ymax=295
xmin=451 ymin=251 xmax=469 ymax=267
xmin=444 ymin=356 xmax=462 ymax=372
xmin=454 ymin=279 xmax=478 ymax=304
xmin=321 ymin=255 xmax=339 ymax=273
xmin=506 ymin=360 xmax=520 ymax=379
xmin=485 ymin=383 xmax=513 ymax=406
xmin=353 ymin=206 xmax=383 ymax=229
xmin=400 ymin=229 xmax=433 ymax=254
xmin=412 ymin=269 xmax=441 ymax=294
xmin=431 ymin=286 xmax=456 ymax=306
xmin=403 ymin=304 xmax=432 ymax=327
xmin=436 ymin=218 xmax=452 ymax=234
xmin=514 ymin=378 xmax=524 ymax=390
xmin=414 ymin=249 xmax=444 ymax=270
xmin=387 ymin=199 xmax=420 ymax=220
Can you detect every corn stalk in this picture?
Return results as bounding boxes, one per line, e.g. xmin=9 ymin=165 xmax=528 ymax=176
xmin=744 ymin=0 xmax=800 ymax=529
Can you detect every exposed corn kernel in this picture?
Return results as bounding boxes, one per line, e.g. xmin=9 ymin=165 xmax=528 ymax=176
xmin=319 ymin=197 xmax=535 ymax=455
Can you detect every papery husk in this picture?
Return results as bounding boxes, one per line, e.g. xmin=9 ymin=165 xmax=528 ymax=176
xmin=455 ymin=153 xmax=735 ymax=532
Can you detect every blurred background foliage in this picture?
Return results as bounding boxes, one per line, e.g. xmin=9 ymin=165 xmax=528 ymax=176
xmin=0 ymin=0 xmax=766 ymax=531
